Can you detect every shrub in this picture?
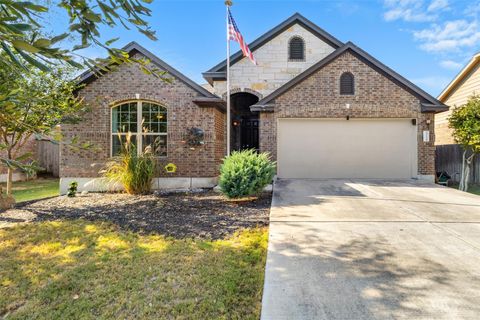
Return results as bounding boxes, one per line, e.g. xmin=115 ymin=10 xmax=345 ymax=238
xmin=219 ymin=149 xmax=275 ymax=199
xmin=67 ymin=181 xmax=78 ymax=197
xmin=102 ymin=135 xmax=156 ymax=194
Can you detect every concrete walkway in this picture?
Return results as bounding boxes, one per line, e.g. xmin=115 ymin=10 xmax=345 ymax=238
xmin=261 ymin=179 xmax=480 ymax=320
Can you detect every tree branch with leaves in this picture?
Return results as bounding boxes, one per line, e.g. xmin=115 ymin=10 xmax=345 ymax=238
xmin=0 ymin=0 xmax=161 ymax=74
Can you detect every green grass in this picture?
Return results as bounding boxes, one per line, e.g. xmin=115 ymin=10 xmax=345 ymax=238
xmin=0 ymin=178 xmax=59 ymax=203
xmin=449 ymin=183 xmax=480 ymax=196
xmin=0 ymin=221 xmax=268 ymax=319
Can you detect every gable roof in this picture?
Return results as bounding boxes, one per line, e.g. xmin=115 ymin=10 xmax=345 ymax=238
xmin=77 ymin=41 xmax=217 ymax=98
xmin=202 ymin=13 xmax=344 ymax=85
xmin=438 ymin=53 xmax=480 ymax=102
xmin=251 ymin=41 xmax=447 ymax=113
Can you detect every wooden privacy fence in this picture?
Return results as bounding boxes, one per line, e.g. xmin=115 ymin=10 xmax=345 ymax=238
xmin=37 ymin=140 xmax=59 ymax=177
xmin=435 ymin=144 xmax=480 ymax=184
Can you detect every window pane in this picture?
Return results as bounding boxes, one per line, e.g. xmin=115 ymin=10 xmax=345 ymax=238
xmin=112 ymin=134 xmax=137 ymax=156
xmin=142 ymin=111 xmax=151 ymax=123
xmin=113 ymin=103 xmax=138 ymax=133
xmin=141 ymin=103 xmax=167 ymax=134
xmin=143 ymin=135 xmax=167 ymax=157
xmin=155 ymin=112 xmax=166 ymax=122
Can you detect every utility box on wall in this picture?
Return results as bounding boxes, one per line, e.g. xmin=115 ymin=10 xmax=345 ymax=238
xmin=423 ymin=130 xmax=430 ymax=143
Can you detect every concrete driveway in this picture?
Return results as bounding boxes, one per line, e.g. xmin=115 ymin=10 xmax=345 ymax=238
xmin=261 ymin=179 xmax=480 ymax=320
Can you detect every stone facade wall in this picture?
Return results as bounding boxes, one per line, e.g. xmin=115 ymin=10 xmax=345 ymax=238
xmin=60 ymin=53 xmax=224 ymax=178
xmin=213 ymin=23 xmax=336 ymax=98
xmin=259 ymin=51 xmax=436 ymax=176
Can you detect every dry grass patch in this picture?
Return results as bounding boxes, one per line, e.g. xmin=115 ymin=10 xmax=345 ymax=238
xmin=0 ymin=220 xmax=268 ymax=319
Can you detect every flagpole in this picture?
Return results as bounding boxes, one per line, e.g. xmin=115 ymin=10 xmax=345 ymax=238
xmin=225 ymin=0 xmax=232 ymax=156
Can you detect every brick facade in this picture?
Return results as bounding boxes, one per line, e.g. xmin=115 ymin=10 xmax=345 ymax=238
xmin=60 ymin=52 xmax=224 ymax=179
xmin=61 ymin=29 xmax=441 ymax=182
xmin=259 ymin=51 xmax=436 ymax=176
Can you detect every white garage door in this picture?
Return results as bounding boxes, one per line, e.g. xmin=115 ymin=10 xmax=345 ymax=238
xmin=277 ymin=118 xmax=417 ymax=179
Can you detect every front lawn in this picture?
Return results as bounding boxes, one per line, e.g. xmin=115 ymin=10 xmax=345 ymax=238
xmin=0 ymin=190 xmax=271 ymax=319
xmin=0 ymin=220 xmax=268 ymax=319
xmin=0 ymin=178 xmax=59 ymax=203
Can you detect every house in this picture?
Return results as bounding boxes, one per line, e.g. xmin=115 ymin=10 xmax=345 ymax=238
xmin=59 ymin=13 xmax=447 ymax=193
xmin=436 ymin=53 xmax=480 ymax=145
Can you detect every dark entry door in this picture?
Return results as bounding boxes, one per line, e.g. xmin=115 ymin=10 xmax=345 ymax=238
xmin=241 ymin=119 xmax=259 ymax=151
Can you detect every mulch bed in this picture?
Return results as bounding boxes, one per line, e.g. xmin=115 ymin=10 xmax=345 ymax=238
xmin=0 ymin=191 xmax=271 ymax=239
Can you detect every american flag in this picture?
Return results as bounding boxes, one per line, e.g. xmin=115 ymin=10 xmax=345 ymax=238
xmin=228 ymin=8 xmax=257 ymax=65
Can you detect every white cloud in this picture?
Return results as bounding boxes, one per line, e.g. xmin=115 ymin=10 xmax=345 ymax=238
xmin=384 ymin=0 xmax=436 ymax=22
xmin=439 ymin=60 xmax=463 ymax=70
xmin=413 ymin=20 xmax=480 ymax=52
xmin=383 ymin=0 xmax=450 ymax=22
xmin=427 ymin=0 xmax=449 ymax=12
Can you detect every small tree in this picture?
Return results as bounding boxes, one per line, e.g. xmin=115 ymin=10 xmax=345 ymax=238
xmin=448 ymin=95 xmax=480 ymax=191
xmin=0 ymin=64 xmax=86 ymax=196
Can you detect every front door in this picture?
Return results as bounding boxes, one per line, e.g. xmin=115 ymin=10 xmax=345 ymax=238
xmin=240 ymin=119 xmax=259 ymax=151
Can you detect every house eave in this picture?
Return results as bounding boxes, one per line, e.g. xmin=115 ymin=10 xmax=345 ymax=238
xmin=193 ymin=97 xmax=226 ymax=112
xmin=438 ymin=53 xmax=480 ymax=102
xmin=202 ymin=72 xmax=227 ymax=85
xmin=254 ymin=42 xmax=445 ymax=108
xmin=421 ymin=103 xmax=449 ymax=113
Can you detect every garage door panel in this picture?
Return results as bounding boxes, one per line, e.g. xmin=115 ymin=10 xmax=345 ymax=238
xmin=277 ymin=119 xmax=416 ymax=179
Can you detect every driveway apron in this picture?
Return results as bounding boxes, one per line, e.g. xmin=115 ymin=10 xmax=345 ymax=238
xmin=261 ymin=179 xmax=480 ymax=320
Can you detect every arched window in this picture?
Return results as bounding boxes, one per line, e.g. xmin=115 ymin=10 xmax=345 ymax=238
xmin=289 ymin=36 xmax=305 ymax=60
xmin=111 ymin=101 xmax=167 ymax=156
xmin=340 ymin=72 xmax=355 ymax=95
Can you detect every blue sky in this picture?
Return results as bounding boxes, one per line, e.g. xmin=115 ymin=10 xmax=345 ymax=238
xmin=52 ymin=0 xmax=480 ymax=97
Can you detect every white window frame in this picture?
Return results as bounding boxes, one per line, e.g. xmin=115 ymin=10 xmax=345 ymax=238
xmin=110 ymin=100 xmax=167 ymax=157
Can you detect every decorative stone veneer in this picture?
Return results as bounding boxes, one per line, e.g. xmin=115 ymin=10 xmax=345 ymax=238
xmin=212 ymin=23 xmax=336 ymax=98
xmin=259 ymin=51 xmax=436 ymax=176
xmin=60 ymin=53 xmax=224 ymax=179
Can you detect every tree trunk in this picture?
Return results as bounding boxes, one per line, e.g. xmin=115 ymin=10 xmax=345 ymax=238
xmin=459 ymin=149 xmax=475 ymax=192
xmin=464 ymin=153 xmax=475 ymax=192
xmin=6 ymin=167 xmax=13 ymax=195
xmin=459 ymin=149 xmax=467 ymax=191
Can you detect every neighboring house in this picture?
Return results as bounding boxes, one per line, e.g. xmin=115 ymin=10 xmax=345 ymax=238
xmin=436 ymin=53 xmax=480 ymax=145
xmin=60 ymin=13 xmax=447 ymax=193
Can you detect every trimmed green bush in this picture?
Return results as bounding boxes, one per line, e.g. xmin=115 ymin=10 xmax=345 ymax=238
xmin=219 ymin=149 xmax=275 ymax=199
xmin=67 ymin=181 xmax=78 ymax=197
xmin=102 ymin=135 xmax=156 ymax=194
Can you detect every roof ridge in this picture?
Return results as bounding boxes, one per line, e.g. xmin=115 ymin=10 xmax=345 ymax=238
xmin=202 ymin=12 xmax=344 ymax=84
xmin=252 ymin=41 xmax=445 ymax=111
xmin=77 ymin=42 xmax=217 ymax=98
xmin=438 ymin=53 xmax=480 ymax=101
